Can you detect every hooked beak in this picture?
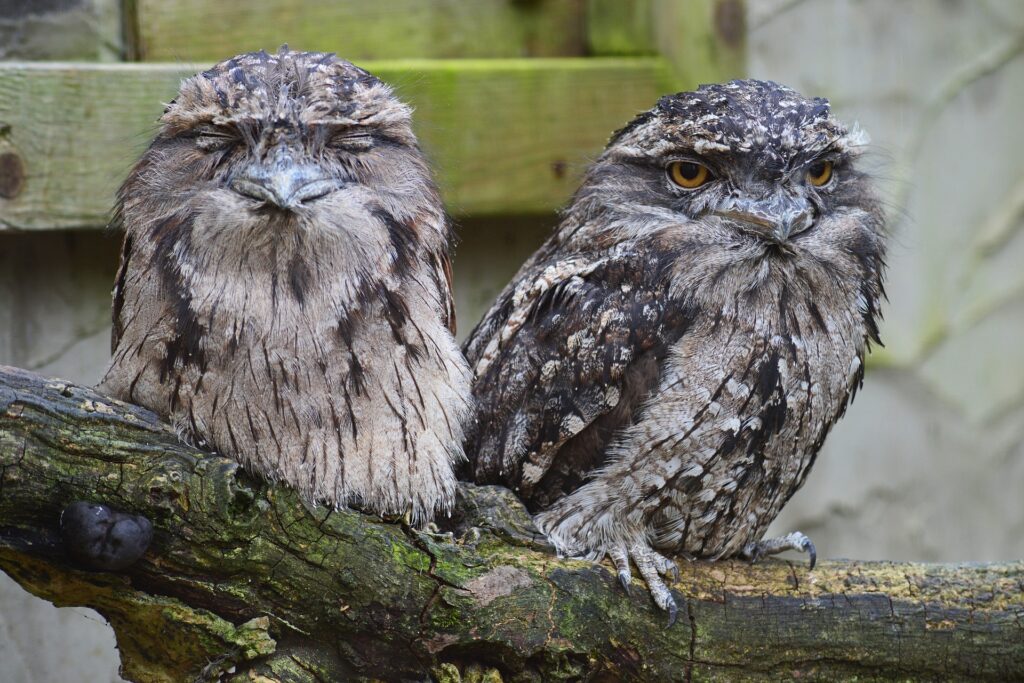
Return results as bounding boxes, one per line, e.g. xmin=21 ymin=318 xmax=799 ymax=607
xmin=230 ymin=153 xmax=343 ymax=211
xmin=712 ymin=195 xmax=815 ymax=246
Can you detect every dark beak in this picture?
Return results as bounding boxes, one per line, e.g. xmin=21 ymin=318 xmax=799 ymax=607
xmin=713 ymin=195 xmax=815 ymax=245
xmin=231 ymin=155 xmax=342 ymax=210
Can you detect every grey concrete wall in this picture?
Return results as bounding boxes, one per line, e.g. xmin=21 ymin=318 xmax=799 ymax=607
xmin=0 ymin=232 xmax=123 ymax=681
xmin=2 ymin=1 xmax=1024 ymax=679
xmin=752 ymin=0 xmax=1024 ymax=563
xmin=0 ymin=0 xmax=122 ymax=61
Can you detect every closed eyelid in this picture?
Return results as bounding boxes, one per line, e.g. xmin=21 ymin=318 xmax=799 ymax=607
xmin=180 ymin=121 xmax=240 ymax=137
xmin=314 ymin=121 xmax=372 ymax=134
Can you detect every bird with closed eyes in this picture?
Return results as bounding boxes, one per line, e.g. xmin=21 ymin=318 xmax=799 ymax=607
xmin=463 ymin=80 xmax=886 ymax=622
xmin=98 ymin=48 xmax=472 ymax=524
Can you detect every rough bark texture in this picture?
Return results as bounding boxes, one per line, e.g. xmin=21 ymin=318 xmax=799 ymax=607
xmin=0 ymin=364 xmax=1021 ymax=682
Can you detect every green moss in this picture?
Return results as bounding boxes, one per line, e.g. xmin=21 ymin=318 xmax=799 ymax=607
xmin=432 ymin=663 xmax=462 ymax=683
xmin=4 ymin=368 xmax=1024 ymax=681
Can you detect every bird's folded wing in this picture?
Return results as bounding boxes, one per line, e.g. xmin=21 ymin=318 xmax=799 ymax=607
xmin=465 ymin=248 xmax=692 ymax=497
xmin=110 ymin=215 xmax=133 ymax=353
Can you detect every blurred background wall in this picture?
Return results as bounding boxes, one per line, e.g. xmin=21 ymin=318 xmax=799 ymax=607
xmin=1 ymin=1 xmax=1023 ymax=680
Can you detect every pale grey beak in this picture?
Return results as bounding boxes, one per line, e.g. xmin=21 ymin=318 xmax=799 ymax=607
xmin=231 ymin=155 xmax=342 ymax=210
xmin=713 ymin=195 xmax=815 ymax=244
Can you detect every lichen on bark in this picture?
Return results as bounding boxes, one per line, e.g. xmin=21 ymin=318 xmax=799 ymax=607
xmin=1 ymin=365 xmax=1022 ymax=682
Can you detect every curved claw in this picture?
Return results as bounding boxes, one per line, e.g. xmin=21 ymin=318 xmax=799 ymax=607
xmin=608 ymin=546 xmax=633 ymax=597
xmin=618 ymin=570 xmax=633 ymax=596
xmin=601 ymin=544 xmax=681 ymax=624
xmin=665 ymin=599 xmax=678 ymax=628
xmin=739 ymin=542 xmax=762 ymax=564
xmin=741 ymin=531 xmax=817 ymax=569
xmin=803 ymin=537 xmax=817 ymax=570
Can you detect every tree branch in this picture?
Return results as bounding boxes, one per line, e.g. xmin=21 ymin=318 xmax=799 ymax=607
xmin=0 ymin=365 xmax=1022 ymax=682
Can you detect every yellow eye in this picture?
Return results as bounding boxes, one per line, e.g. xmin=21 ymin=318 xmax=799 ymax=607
xmin=668 ymin=161 xmax=712 ymax=189
xmin=807 ymin=159 xmax=834 ymax=186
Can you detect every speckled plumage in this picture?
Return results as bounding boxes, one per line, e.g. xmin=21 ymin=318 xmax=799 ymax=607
xmin=99 ymin=48 xmax=472 ymax=523
xmin=464 ymin=80 xmax=886 ymax=619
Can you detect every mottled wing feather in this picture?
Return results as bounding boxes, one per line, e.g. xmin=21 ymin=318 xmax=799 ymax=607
xmin=465 ymin=248 xmax=691 ymax=498
xmin=110 ymin=231 xmax=134 ymax=353
xmin=435 ymin=249 xmax=457 ymax=334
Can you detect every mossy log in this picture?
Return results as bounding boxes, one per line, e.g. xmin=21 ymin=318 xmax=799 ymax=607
xmin=0 ymin=364 xmax=1022 ymax=682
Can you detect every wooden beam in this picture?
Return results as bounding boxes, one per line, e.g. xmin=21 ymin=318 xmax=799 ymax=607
xmin=654 ymin=0 xmax=747 ymax=85
xmin=588 ymin=0 xmax=747 ymax=87
xmin=0 ymin=58 xmax=674 ymax=231
xmin=131 ymin=0 xmax=587 ymax=62
xmin=586 ymin=0 xmax=657 ymax=56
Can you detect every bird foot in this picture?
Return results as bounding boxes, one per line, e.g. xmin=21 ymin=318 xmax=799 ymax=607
xmin=740 ymin=531 xmax=816 ymax=569
xmin=420 ymin=522 xmax=457 ymax=543
xmin=609 ymin=543 xmax=681 ymax=627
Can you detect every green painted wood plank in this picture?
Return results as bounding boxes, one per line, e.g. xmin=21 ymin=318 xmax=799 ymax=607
xmin=586 ymin=0 xmax=657 ymax=56
xmin=0 ymin=58 xmax=675 ymax=230
xmin=651 ymin=0 xmax=747 ymax=85
xmin=130 ymin=0 xmax=586 ymax=61
xmin=587 ymin=0 xmax=746 ymax=86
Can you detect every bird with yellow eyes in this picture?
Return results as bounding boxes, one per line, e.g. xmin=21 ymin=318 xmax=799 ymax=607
xmin=463 ymin=80 xmax=886 ymax=623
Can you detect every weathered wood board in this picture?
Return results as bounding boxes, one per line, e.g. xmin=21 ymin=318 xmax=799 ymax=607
xmin=0 ymin=58 xmax=674 ymax=230
xmin=588 ymin=0 xmax=746 ymax=83
xmin=129 ymin=0 xmax=587 ymax=61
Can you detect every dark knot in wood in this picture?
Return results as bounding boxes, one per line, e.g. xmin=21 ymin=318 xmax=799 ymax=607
xmin=0 ymin=151 xmax=25 ymax=199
